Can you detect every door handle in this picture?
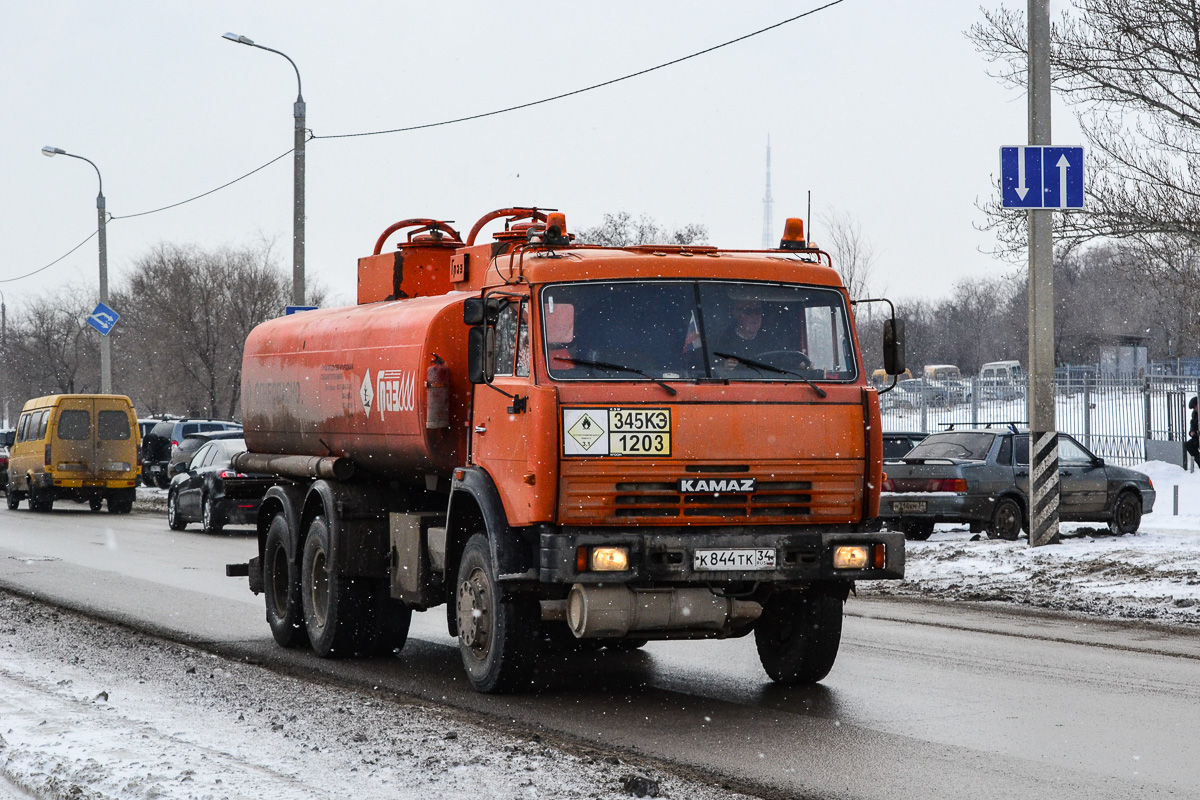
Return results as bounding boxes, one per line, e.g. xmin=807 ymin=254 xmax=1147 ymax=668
xmin=1015 ymin=471 xmax=1028 ymax=478
xmin=474 ymin=425 xmax=487 ymax=434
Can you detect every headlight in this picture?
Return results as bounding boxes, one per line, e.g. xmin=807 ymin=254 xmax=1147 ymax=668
xmin=833 ymin=544 xmax=887 ymax=570
xmin=590 ymin=546 xmax=630 ymax=572
xmin=833 ymin=545 xmax=870 ymax=570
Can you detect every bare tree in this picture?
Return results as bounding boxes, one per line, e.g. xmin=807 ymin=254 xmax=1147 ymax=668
xmin=6 ymin=286 xmax=98 ymax=397
xmin=969 ymin=2 xmax=1200 ymax=252
xmin=815 ymin=210 xmax=878 ymax=301
xmin=114 ymin=241 xmax=317 ymax=419
xmin=578 ymin=212 xmax=709 ymax=246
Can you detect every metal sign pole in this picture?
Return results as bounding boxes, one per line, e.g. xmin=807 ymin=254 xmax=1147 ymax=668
xmin=1027 ymin=0 xmax=1059 ymax=546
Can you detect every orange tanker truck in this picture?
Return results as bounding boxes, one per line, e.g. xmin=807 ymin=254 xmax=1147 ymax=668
xmin=227 ymin=207 xmax=908 ymax=693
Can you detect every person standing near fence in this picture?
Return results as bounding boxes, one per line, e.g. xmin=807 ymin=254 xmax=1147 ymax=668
xmin=1188 ymin=397 xmax=1199 ymax=467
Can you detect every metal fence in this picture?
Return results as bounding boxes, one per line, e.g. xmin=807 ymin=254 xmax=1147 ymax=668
xmin=879 ymin=375 xmax=1200 ymax=466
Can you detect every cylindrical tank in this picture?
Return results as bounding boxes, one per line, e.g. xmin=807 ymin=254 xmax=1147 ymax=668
xmin=240 ymin=292 xmax=473 ymax=484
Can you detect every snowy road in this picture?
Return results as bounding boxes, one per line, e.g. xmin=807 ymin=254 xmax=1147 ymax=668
xmin=2 ymin=506 xmax=1200 ymax=798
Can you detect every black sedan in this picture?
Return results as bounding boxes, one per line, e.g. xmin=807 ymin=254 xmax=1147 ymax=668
xmin=880 ymin=428 xmax=1156 ymax=540
xmin=166 ymin=438 xmax=274 ymax=533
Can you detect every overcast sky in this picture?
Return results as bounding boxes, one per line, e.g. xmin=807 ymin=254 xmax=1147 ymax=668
xmin=1 ymin=1 xmax=1080 ymax=311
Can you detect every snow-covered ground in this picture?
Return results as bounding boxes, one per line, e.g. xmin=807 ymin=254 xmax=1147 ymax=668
xmin=861 ymin=460 xmax=1200 ymax=626
xmin=0 ymin=592 xmax=749 ymax=800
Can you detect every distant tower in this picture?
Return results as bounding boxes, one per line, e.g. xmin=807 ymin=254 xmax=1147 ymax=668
xmin=761 ymin=136 xmax=774 ymax=249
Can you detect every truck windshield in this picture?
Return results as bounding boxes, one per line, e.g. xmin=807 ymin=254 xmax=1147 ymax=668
xmin=541 ymin=280 xmax=857 ymax=382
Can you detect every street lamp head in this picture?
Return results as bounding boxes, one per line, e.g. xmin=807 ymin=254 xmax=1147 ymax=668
xmin=41 ymin=146 xmax=66 ymax=157
xmin=222 ymin=32 xmax=255 ymax=46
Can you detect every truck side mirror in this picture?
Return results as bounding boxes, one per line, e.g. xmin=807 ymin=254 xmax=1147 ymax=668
xmin=467 ymin=325 xmax=496 ymax=384
xmin=463 ymin=297 xmax=485 ymax=325
xmin=883 ymin=318 xmax=906 ymax=375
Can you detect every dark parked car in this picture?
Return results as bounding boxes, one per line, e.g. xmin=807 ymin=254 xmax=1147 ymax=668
xmin=0 ymin=428 xmax=14 ymax=492
xmin=143 ymin=418 xmax=241 ymax=488
xmin=882 ymin=431 xmax=927 ymax=460
xmin=168 ymin=430 xmax=246 ymax=479
xmin=166 ymin=437 xmax=274 ymax=533
xmin=880 ymin=428 xmax=1155 ymax=541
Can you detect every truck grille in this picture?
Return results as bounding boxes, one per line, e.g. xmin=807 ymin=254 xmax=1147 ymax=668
xmin=560 ymin=462 xmax=861 ymax=524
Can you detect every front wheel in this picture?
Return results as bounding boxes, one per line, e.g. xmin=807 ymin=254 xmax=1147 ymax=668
xmin=456 ymin=533 xmax=539 ymax=693
xmin=755 ymin=589 xmax=844 ymax=684
xmin=7 ymin=489 xmax=21 ymax=511
xmin=1109 ymin=491 xmax=1142 ymax=535
xmin=988 ymin=497 xmax=1023 ymax=541
xmin=89 ymin=497 xmax=104 ymax=512
xmin=263 ymin=514 xmax=308 ymax=648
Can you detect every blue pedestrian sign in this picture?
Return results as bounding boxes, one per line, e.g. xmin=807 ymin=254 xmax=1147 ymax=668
xmin=285 ymin=305 xmax=318 ymax=315
xmin=87 ymin=302 xmax=120 ymax=336
xmin=1000 ymin=145 xmax=1085 ymax=209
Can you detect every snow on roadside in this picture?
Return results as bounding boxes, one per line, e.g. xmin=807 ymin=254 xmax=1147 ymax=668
xmin=862 ymin=460 xmax=1200 ymax=626
xmin=0 ymin=594 xmax=750 ymax=800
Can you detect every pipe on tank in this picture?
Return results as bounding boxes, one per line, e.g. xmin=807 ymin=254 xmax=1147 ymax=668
xmin=232 ymin=452 xmax=355 ymax=481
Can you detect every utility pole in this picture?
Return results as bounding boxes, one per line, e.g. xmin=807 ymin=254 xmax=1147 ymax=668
xmin=1027 ymin=0 xmax=1060 ymax=547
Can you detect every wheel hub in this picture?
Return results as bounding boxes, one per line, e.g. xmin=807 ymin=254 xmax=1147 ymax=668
xmin=456 ymin=569 xmax=490 ymax=651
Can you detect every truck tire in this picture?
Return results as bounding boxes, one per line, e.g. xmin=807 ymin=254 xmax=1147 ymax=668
xmin=755 ymin=589 xmax=843 ymax=684
xmin=366 ymin=590 xmax=413 ymax=656
xmin=264 ymin=514 xmax=308 ymax=649
xmin=301 ymin=515 xmax=372 ymax=658
xmin=455 ymin=533 xmax=539 ymax=693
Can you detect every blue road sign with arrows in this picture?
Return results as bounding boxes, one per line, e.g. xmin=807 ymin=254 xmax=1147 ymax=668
xmin=1000 ymin=145 xmax=1085 ymax=209
xmin=87 ymin=302 xmax=120 ymax=336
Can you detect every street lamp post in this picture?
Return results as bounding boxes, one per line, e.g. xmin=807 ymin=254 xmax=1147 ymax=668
xmin=223 ymin=32 xmax=306 ymax=307
xmin=41 ymin=146 xmax=112 ymax=394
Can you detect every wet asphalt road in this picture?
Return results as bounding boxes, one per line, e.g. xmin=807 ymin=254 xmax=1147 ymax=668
xmin=2 ymin=506 xmax=1199 ymax=799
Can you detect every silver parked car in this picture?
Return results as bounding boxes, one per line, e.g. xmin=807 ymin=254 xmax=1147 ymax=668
xmin=880 ymin=428 xmax=1155 ymax=540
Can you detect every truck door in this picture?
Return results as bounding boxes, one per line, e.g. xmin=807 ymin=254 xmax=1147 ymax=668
xmin=471 ymin=296 xmax=556 ymax=525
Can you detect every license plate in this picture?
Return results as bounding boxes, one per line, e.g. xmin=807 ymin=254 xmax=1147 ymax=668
xmin=893 ymin=501 xmax=927 ymax=513
xmin=693 ymin=548 xmax=777 ymax=571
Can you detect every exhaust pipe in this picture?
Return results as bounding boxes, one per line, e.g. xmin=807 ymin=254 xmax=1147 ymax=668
xmin=231 ymin=452 xmax=355 ymax=481
xmin=563 ymin=585 xmax=761 ymax=638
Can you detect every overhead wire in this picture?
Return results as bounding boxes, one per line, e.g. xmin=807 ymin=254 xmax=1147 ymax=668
xmin=8 ymin=0 xmax=847 ymax=285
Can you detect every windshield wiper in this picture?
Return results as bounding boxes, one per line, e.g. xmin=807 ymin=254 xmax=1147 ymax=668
xmin=712 ymin=352 xmax=827 ymax=398
xmin=552 ymin=356 xmax=678 ymax=396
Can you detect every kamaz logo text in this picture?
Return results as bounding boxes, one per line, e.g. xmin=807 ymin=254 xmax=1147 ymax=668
xmin=678 ymin=478 xmax=757 ymax=493
xmin=377 ymin=370 xmax=416 ymax=418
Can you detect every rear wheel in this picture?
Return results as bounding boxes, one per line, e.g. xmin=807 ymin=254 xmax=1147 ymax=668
xmin=263 ymin=514 xmax=308 ymax=648
xmin=166 ymin=489 xmax=187 ymax=530
xmin=1109 ymin=491 xmax=1142 ymax=535
xmin=755 ymin=589 xmax=844 ymax=684
xmin=201 ymin=493 xmax=223 ymax=534
xmin=28 ymin=484 xmax=52 ymax=512
xmin=456 ymin=533 xmax=539 ymax=693
xmin=900 ymin=518 xmax=935 ymax=541
xmin=988 ymin=497 xmax=1023 ymax=540
xmin=301 ymin=515 xmax=373 ymax=658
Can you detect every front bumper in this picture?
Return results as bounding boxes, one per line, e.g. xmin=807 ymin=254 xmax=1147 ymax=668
xmin=539 ymin=527 xmax=905 ymax=584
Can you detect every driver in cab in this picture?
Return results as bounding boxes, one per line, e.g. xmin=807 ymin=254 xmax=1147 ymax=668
xmin=713 ymin=300 xmax=777 ymax=369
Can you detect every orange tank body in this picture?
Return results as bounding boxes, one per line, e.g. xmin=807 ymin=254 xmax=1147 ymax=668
xmin=241 ymin=293 xmax=472 ymax=483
